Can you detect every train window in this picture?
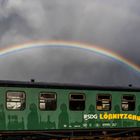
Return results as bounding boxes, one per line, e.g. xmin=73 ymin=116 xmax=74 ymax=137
xmin=39 ymin=92 xmax=56 ymax=110
xmin=122 ymin=95 xmax=135 ymax=111
xmin=6 ymin=91 xmax=25 ymax=110
xmin=96 ymin=94 xmax=111 ymax=111
xmin=69 ymin=93 xmax=85 ymax=111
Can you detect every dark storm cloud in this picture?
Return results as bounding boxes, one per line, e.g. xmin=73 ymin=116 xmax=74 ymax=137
xmin=0 ymin=0 xmax=140 ymax=86
xmin=1 ymin=0 xmax=140 ymax=47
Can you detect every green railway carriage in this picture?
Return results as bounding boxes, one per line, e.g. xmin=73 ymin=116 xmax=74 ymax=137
xmin=0 ymin=80 xmax=140 ymax=137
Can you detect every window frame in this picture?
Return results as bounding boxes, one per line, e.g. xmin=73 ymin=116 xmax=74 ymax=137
xmin=6 ymin=90 xmax=26 ymax=111
xmin=39 ymin=91 xmax=57 ymax=111
xmin=121 ymin=94 xmax=135 ymax=111
xmin=96 ymin=94 xmax=112 ymax=111
xmin=69 ymin=92 xmax=85 ymax=111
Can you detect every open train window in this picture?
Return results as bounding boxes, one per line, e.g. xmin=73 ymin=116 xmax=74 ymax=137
xmin=6 ymin=91 xmax=25 ymax=110
xmin=122 ymin=95 xmax=135 ymax=111
xmin=69 ymin=93 xmax=85 ymax=111
xmin=96 ymin=94 xmax=111 ymax=111
xmin=39 ymin=92 xmax=56 ymax=110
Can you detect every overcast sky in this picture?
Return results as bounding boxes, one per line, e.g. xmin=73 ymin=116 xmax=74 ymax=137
xmin=0 ymin=0 xmax=140 ymax=86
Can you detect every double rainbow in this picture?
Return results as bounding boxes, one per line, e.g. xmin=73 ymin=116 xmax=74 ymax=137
xmin=0 ymin=40 xmax=140 ymax=74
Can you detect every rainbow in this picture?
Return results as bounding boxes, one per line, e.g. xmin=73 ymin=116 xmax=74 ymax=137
xmin=0 ymin=40 xmax=140 ymax=74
